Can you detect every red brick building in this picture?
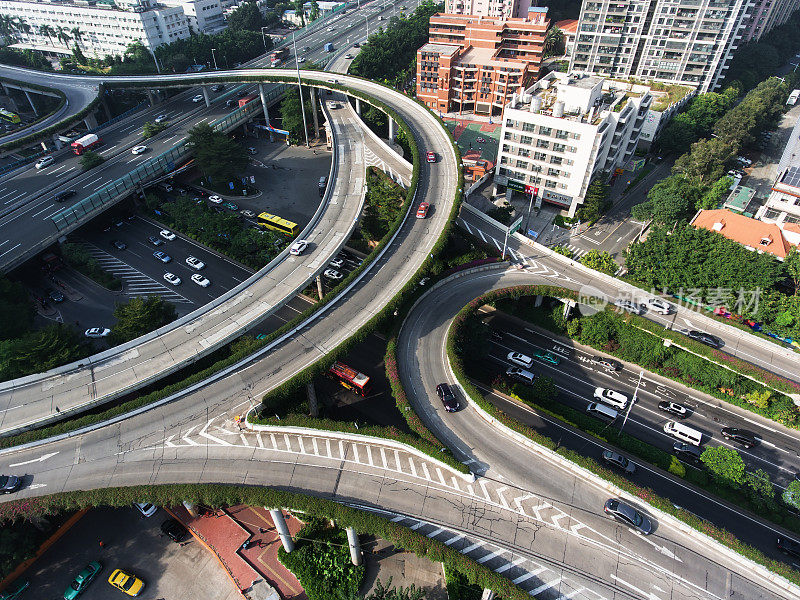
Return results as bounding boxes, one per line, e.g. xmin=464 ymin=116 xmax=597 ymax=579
xmin=416 ymin=9 xmax=549 ymax=116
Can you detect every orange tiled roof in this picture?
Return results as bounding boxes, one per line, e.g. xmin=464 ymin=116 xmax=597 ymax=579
xmin=691 ymin=209 xmax=794 ymax=259
xmin=555 ymin=19 xmax=579 ymax=33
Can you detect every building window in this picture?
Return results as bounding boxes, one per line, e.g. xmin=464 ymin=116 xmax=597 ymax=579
xmin=536 ymin=139 xmax=549 ymax=149
xmin=516 ymin=159 xmax=528 ymax=169
xmin=538 ymin=126 xmax=552 ymax=136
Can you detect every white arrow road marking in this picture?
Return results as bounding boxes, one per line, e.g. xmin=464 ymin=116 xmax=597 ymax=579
xmin=638 ymin=535 xmax=683 ymax=562
xmin=28 ymin=483 xmax=48 ymax=490
xmin=610 ymin=575 xmax=663 ymax=600
xmin=9 ymin=451 xmax=59 ymax=467
xmin=164 ymin=435 xmax=176 ymax=447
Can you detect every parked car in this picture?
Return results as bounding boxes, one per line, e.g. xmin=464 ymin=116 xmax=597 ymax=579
xmin=241 ymin=209 xmax=256 ymax=218
xmin=160 ymin=518 xmax=189 ymax=543
xmin=720 ymin=427 xmax=757 ymax=449
xmin=53 ymin=189 xmax=77 ymax=202
xmin=614 ymin=299 xmax=644 ymax=315
xmin=163 ymin=272 xmax=181 ymax=286
xmin=85 ymin=327 xmax=111 ymax=338
xmin=107 ymin=569 xmax=145 ymax=597
xmin=426 ymin=151 xmax=436 ymax=163
xmin=191 ymin=274 xmax=211 ymax=287
xmin=603 ymin=498 xmax=652 ymax=535
xmin=416 ymin=202 xmax=430 ymax=219
xmin=658 ymin=401 xmax=688 ymax=417
xmin=601 ymin=450 xmax=635 ymax=474
xmin=63 ymin=561 xmax=102 ymax=600
xmin=590 ymin=356 xmax=622 ymax=371
xmin=111 ymin=240 xmax=127 ymax=250
xmin=131 ymin=145 xmax=148 ymax=155
xmin=148 ymin=235 xmax=164 ymax=246
xmin=507 ymin=351 xmax=533 ymax=368
xmin=328 ymin=258 xmax=344 ymax=269
xmin=159 ymin=229 xmax=176 ymax=241
xmin=49 ymin=289 xmax=64 ymax=303
xmin=289 ymin=240 xmax=308 ymax=255
xmin=645 ymin=298 xmax=673 ymax=315
xmin=223 ymin=202 xmax=239 ymax=211
xmin=324 ymin=269 xmax=343 ymax=280
xmin=208 ymin=195 xmax=223 ymax=204
xmin=185 ymin=256 xmax=205 ymax=270
xmin=686 ymin=330 xmax=723 ymax=348
xmin=436 ymin=383 xmax=460 ymax=412
xmin=0 ymin=474 xmax=21 ymax=494
xmin=153 ymin=251 xmax=171 ymax=263
xmin=133 ymin=502 xmax=157 ymax=517
xmin=777 ymin=536 xmax=800 ymax=561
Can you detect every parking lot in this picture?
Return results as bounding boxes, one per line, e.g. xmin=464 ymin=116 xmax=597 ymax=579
xmin=19 ymin=506 xmax=241 ymax=600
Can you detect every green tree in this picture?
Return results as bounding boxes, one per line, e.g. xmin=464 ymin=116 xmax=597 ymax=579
xmin=543 ymin=26 xmax=565 ymax=58
xmin=745 ymin=468 xmax=775 ymax=510
xmin=367 ymin=577 xmax=425 ymax=600
xmin=111 ymin=296 xmax=177 ymax=344
xmin=187 ymin=123 xmax=248 ymax=185
xmin=783 ymin=479 xmax=800 ymax=510
xmin=0 ymin=522 xmax=40 ymax=578
xmin=579 ymin=249 xmax=617 ymax=276
xmin=279 ymin=87 xmax=313 ymax=145
xmin=672 ymin=137 xmax=736 ymax=185
xmin=575 ymin=311 xmax=618 ymax=347
xmin=37 ymin=23 xmax=55 ymax=45
xmin=79 ymin=151 xmax=104 ymax=171
xmin=785 ymin=246 xmax=800 ymax=296
xmin=309 ymin=0 xmax=320 ymax=21
xmin=531 ymin=376 xmax=557 ymax=403
xmin=0 ymin=324 xmax=87 ymax=380
xmin=0 ymin=278 xmax=34 ymax=341
xmin=578 ymin=178 xmax=609 ymax=222
xmin=226 ymin=1 xmax=266 ymax=32
xmin=142 ymin=121 xmax=168 ymax=139
xmin=700 ymin=446 xmax=746 ymax=486
xmin=695 ymin=176 xmax=732 ymax=211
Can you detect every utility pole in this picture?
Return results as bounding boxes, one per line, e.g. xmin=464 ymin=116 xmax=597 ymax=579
xmin=261 ymin=27 xmax=269 ymax=52
xmin=211 ymin=48 xmax=218 ymax=70
xmin=620 ymin=371 xmax=642 ymax=433
xmin=292 ymin=32 xmax=310 ymax=148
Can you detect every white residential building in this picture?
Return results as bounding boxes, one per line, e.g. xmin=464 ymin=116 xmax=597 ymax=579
xmin=1 ymin=0 xmax=190 ymax=57
xmin=445 ymin=0 xmax=534 ymax=19
xmin=756 ymin=166 xmax=800 ymax=226
xmin=495 ymin=71 xmax=651 ymax=216
xmin=162 ymin=0 xmax=226 ymax=34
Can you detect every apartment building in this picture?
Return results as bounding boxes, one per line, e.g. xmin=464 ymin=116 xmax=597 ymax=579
xmin=162 ymin=0 xmax=226 ymax=34
xmin=495 ymin=71 xmax=651 ymax=216
xmin=569 ymin=0 xmax=751 ymax=93
xmin=416 ymin=9 xmax=549 ymax=116
xmin=743 ymin=0 xmax=800 ymax=41
xmin=445 ymin=0 xmax=534 ymax=19
xmin=1 ymin=0 xmax=190 ymax=57
xmin=756 ymin=166 xmax=800 ymax=226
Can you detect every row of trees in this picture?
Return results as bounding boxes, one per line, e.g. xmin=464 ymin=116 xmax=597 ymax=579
xmin=657 ymin=86 xmax=738 ymax=156
xmin=348 ymin=1 xmax=441 ymax=91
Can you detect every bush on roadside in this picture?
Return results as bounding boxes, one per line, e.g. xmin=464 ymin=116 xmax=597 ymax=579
xmin=61 ymin=243 xmax=122 ymax=290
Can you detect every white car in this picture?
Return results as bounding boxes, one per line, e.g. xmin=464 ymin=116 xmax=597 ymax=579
xmin=191 ymin=273 xmax=211 ymax=287
xmin=507 ymin=351 xmax=533 ymax=368
xmin=84 ymin=327 xmax=111 ymax=338
xmin=646 ymin=298 xmax=674 ymax=315
xmin=185 ymin=256 xmax=205 ymax=270
xmin=324 ymin=268 xmax=343 ymax=279
xmin=154 ymin=114 xmax=168 ymax=123
xmin=327 ymin=78 xmax=339 ymax=84
xmin=163 ymin=272 xmax=181 ymax=286
xmin=131 ymin=145 xmax=148 ymax=155
xmin=208 ymin=195 xmax=223 ymax=204
xmin=159 ymin=229 xmax=176 ymax=241
xmin=35 ymin=156 xmax=55 ymax=169
xmin=614 ymin=299 xmax=644 ymax=315
xmin=298 ymin=57 xmax=306 ymax=64
xmin=594 ymin=388 xmax=629 ymax=407
xmin=133 ymin=502 xmax=158 ymax=517
xmin=289 ymin=239 xmax=308 ymax=255
xmin=192 ymin=94 xmax=204 ymax=103
xmin=344 ymin=54 xmax=353 ymax=59
xmin=328 ymin=257 xmax=344 ymax=269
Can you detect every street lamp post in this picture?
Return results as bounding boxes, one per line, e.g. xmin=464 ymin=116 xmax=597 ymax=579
xmin=292 ymin=32 xmax=310 ymax=148
xmin=211 ymin=48 xmax=219 ymax=70
xmin=364 ymin=14 xmax=369 ymax=38
xmin=261 ymin=27 xmax=270 ymax=52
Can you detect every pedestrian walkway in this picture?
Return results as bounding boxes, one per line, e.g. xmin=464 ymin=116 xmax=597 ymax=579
xmin=561 ymin=243 xmax=588 ymax=260
xmin=79 ymin=242 xmax=192 ymax=304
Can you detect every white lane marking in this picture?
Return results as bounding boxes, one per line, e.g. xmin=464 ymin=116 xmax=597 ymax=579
xmin=9 ymin=451 xmax=59 ymax=467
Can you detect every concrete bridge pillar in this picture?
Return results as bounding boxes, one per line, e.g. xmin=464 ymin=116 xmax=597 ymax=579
xmin=310 ymin=87 xmax=320 ymax=138
xmin=345 ymin=527 xmax=362 ymax=566
xmin=563 ymin=299 xmax=576 ymax=320
xmin=3 ymin=91 xmax=19 ymax=113
xmin=388 ymin=116 xmax=396 ymax=141
xmin=84 ymin=112 xmax=98 ymax=130
xmin=258 ymin=84 xmax=274 ymax=142
xmin=147 ymin=89 xmax=160 ymax=106
xmin=101 ymin=97 xmax=112 ymax=122
xmin=23 ymin=89 xmax=38 ymax=116
xmin=51 ymin=134 xmax=63 ymax=150
xmin=316 ymin=275 xmax=324 ymax=299
xmin=481 ymin=590 xmax=495 ymax=600
xmin=355 ymin=97 xmax=361 ymax=115
xmin=202 ymin=85 xmax=211 ymax=107
xmin=268 ymin=508 xmax=295 ymax=553
xmin=534 ymin=295 xmax=543 ymax=307
xmin=306 ymin=382 xmax=319 ymax=417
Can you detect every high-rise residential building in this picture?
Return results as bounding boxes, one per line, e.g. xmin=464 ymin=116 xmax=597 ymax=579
xmin=162 ymin=0 xmax=226 ymax=34
xmin=743 ymin=0 xmax=800 ymax=41
xmin=445 ymin=0 xmax=534 ymax=19
xmin=569 ymin=0 xmax=752 ymax=93
xmin=494 ymin=71 xmax=652 ymax=216
xmin=416 ymin=9 xmax=549 ymax=116
xmin=0 ymin=0 xmax=190 ymax=57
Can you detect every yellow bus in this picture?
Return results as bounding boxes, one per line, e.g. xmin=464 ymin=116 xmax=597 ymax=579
xmin=257 ymin=212 xmax=299 ymax=236
xmin=0 ymin=108 xmax=21 ymax=124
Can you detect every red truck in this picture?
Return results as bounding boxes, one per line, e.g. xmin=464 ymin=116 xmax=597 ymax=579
xmin=270 ymin=47 xmax=288 ymax=67
xmin=71 ymin=133 xmax=101 ymax=155
xmin=238 ymin=94 xmax=258 ymax=108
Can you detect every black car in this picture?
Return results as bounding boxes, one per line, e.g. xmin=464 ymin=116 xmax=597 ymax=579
xmin=148 ymin=235 xmax=164 ymax=246
xmin=720 ymin=427 xmax=757 ymax=449
xmin=601 ymin=450 xmax=635 ymax=474
xmin=436 ymin=383 xmax=460 ymax=412
xmin=53 ymin=189 xmax=76 ymax=202
xmin=777 ymin=536 xmax=800 ymax=561
xmin=686 ymin=330 xmax=723 ymax=349
xmin=0 ymin=474 xmax=21 ymax=494
xmin=210 ymin=84 xmax=225 ymax=92
xmin=672 ymin=442 xmax=703 ymax=466
xmin=603 ymin=498 xmax=652 ymax=535
xmin=48 ymin=289 xmax=64 ymax=303
xmin=225 ymin=99 xmax=237 ymax=108
xmin=160 ymin=518 xmax=189 ymax=543
xmin=590 ymin=356 xmax=622 ymax=371
xmin=111 ymin=240 xmax=127 ymax=250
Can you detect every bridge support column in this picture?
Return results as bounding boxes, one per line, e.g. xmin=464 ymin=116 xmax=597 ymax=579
xmin=147 ymin=89 xmax=160 ymax=106
xmin=345 ymin=527 xmax=362 ymax=566
xmin=534 ymin=294 xmax=543 ymax=307
xmin=84 ymin=112 xmax=98 ymax=130
xmin=481 ymin=589 xmax=495 ymax=600
xmin=388 ymin=116 xmax=396 ymax=141
xmin=258 ymin=84 xmax=275 ymax=142
xmin=23 ymin=90 xmax=39 ymax=116
xmin=51 ymin=134 xmax=63 ymax=150
xmin=3 ymin=91 xmax=19 ymax=113
xmin=563 ymin=299 xmax=576 ymax=320
xmin=355 ymin=97 xmax=361 ymax=115
xmin=182 ymin=501 xmax=198 ymax=517
xmin=307 ymin=382 xmax=319 ymax=417
xmin=101 ymin=97 xmax=112 ymax=122
xmin=202 ymin=85 xmax=211 ymax=107
xmin=316 ymin=275 xmax=324 ymax=300
xmin=268 ymin=508 xmax=295 ymax=553
xmin=310 ymin=87 xmax=320 ymax=138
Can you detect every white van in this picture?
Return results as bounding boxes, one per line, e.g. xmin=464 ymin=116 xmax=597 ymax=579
xmin=663 ymin=421 xmax=703 ymax=446
xmin=586 ymin=402 xmax=618 ymax=421
xmin=506 ymin=367 xmax=535 ymax=386
xmin=593 ymin=387 xmax=628 ymax=410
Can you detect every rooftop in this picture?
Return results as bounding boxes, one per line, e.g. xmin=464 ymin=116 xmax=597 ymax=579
xmin=459 ymin=45 xmax=528 ymax=69
xmin=419 ymin=42 xmax=460 ymax=57
xmin=777 ymin=165 xmax=800 ymax=189
xmin=691 ymin=209 xmax=797 ymax=260
xmin=554 ymin=19 xmax=579 ymax=33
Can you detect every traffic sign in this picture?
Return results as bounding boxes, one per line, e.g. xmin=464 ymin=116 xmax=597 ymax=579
xmin=509 ymin=215 xmax=523 ymax=234
xmin=507 ymin=179 xmax=525 ymax=193
xmin=528 ymin=229 xmax=538 ymax=238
